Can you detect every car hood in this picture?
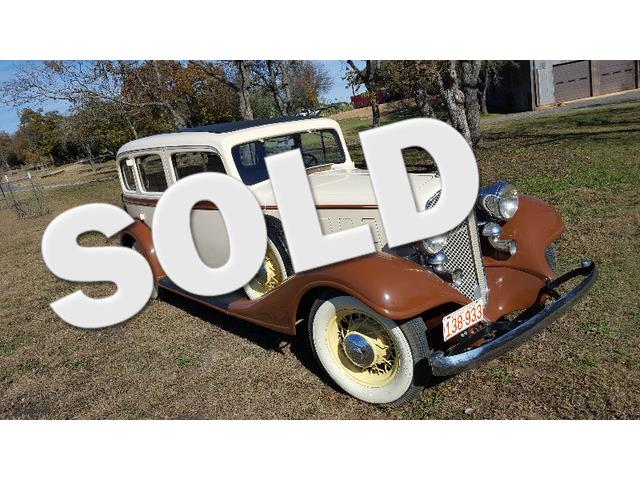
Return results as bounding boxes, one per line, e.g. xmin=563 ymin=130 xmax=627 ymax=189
xmin=251 ymin=166 xmax=441 ymax=208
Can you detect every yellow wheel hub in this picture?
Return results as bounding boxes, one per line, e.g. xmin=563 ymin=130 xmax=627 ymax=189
xmin=326 ymin=309 xmax=399 ymax=388
xmin=248 ymin=245 xmax=285 ymax=296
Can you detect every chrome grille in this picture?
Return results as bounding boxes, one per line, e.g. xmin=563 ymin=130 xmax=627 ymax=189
xmin=426 ymin=192 xmax=488 ymax=302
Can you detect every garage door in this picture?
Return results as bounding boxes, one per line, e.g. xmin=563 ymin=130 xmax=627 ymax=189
xmin=554 ymin=61 xmax=591 ymax=102
xmin=598 ymin=61 xmax=637 ymax=95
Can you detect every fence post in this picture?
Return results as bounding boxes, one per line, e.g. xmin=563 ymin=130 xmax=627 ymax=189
xmin=27 ymin=171 xmax=49 ymax=215
xmin=3 ymin=174 xmax=25 ymax=218
xmin=0 ymin=180 xmax=9 ymax=209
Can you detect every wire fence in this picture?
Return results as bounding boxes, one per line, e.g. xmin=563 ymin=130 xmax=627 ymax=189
xmin=1 ymin=172 xmax=50 ymax=219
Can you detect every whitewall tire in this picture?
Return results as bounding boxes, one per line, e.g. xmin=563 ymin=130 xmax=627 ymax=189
xmin=308 ymin=295 xmax=430 ymax=406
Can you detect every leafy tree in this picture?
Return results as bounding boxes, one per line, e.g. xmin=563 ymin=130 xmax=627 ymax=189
xmin=289 ymin=61 xmax=332 ymax=113
xmin=383 ymin=61 xmax=439 ymax=117
xmin=0 ymin=131 xmax=18 ymax=170
xmin=381 ymin=60 xmax=482 ymax=146
xmin=13 ymin=109 xmax=65 ymax=166
xmin=65 ymin=98 xmax=133 ymax=159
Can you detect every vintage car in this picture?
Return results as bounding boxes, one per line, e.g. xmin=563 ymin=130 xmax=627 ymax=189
xmin=116 ymin=116 xmax=597 ymax=405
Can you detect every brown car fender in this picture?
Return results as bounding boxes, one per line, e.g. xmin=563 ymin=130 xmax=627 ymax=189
xmin=227 ymin=252 xmax=470 ymax=334
xmin=483 ymin=195 xmax=565 ymax=280
xmin=483 ymin=266 xmax=546 ymax=321
xmin=120 ymin=219 xmax=166 ymax=280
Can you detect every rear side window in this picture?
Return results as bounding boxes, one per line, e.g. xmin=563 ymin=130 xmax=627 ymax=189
xmin=172 ymin=151 xmax=225 ymax=180
xmin=120 ymin=159 xmax=137 ymax=190
xmin=136 ymin=154 xmax=167 ymax=192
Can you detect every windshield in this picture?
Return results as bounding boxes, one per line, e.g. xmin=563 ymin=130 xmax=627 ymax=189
xmin=231 ymin=128 xmax=346 ymax=185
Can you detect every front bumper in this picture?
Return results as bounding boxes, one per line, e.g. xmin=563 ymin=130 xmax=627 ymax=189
xmin=429 ymin=259 xmax=598 ymax=376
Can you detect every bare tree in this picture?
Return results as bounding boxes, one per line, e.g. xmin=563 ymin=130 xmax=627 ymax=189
xmin=191 ymin=61 xmax=255 ymax=120
xmin=0 ymin=61 xmax=167 ymax=135
xmin=346 ymin=60 xmax=384 ymax=127
xmin=254 ymin=60 xmax=293 ymax=116
xmin=117 ymin=61 xmax=190 ymax=129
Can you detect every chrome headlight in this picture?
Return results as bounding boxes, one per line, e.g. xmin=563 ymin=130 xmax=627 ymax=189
xmin=416 ymin=234 xmax=448 ymax=255
xmin=478 ymin=181 xmax=519 ymax=221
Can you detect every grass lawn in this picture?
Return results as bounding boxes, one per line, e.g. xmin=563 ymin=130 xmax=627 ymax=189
xmin=1 ymin=102 xmax=638 ymax=419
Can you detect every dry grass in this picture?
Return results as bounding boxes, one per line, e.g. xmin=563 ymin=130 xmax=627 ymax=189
xmin=1 ymin=102 xmax=639 ymax=419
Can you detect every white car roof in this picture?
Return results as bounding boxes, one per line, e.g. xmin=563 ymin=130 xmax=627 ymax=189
xmin=117 ymin=117 xmax=344 ymax=156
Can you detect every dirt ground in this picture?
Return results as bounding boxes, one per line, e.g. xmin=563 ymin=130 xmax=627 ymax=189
xmin=1 ymin=101 xmax=638 ymax=419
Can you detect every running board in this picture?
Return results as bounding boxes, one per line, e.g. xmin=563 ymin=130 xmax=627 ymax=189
xmin=157 ymin=277 xmax=246 ymax=310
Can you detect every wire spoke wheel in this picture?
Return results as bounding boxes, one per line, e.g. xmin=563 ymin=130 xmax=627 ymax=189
xmin=245 ymin=238 xmax=288 ymax=299
xmin=309 ymin=295 xmax=431 ymax=405
xmin=327 ymin=309 xmax=399 ymax=388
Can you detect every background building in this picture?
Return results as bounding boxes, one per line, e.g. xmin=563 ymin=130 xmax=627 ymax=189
xmin=488 ymin=60 xmax=639 ymax=112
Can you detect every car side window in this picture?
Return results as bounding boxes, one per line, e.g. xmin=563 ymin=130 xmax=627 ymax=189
xmin=135 ymin=154 xmax=167 ymax=192
xmin=172 ymin=151 xmax=226 ymax=180
xmin=299 ymin=130 xmax=345 ymax=165
xmin=120 ymin=159 xmax=137 ymax=191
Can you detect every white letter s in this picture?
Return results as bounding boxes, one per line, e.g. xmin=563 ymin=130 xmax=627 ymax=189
xmin=41 ymin=203 xmax=154 ymax=328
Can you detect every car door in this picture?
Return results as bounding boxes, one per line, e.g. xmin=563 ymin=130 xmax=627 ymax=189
xmin=167 ymin=148 xmax=231 ymax=268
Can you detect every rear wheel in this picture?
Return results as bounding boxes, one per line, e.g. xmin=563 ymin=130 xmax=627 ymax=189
xmin=244 ymin=230 xmax=291 ymax=300
xmin=308 ymin=295 xmax=431 ymax=406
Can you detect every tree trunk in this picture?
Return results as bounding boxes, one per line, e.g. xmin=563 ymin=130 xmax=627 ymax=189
xmin=236 ymin=61 xmax=254 ymax=120
xmin=0 ymin=153 xmax=8 ymax=171
xmin=280 ymin=61 xmax=293 ymax=115
xmin=166 ymin=104 xmax=187 ymax=130
xmin=437 ymin=61 xmax=471 ymax=145
xmin=416 ymin=93 xmax=435 ymax=117
xmin=479 ymin=65 xmax=489 ymax=115
xmin=84 ymin=144 xmax=95 ymax=171
xmin=370 ymin=95 xmax=381 ymax=128
xmin=117 ymin=105 xmax=139 ymax=139
xmin=127 ymin=120 xmax=139 ymax=139
xmin=267 ymin=61 xmax=287 ymax=116
xmin=460 ymin=60 xmax=482 ymax=146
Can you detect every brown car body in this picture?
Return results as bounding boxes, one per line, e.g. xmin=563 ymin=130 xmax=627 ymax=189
xmin=122 ymin=196 xmax=566 ymax=340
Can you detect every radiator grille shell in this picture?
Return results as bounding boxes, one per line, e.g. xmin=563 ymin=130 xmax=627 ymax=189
xmin=426 ymin=192 xmax=488 ymax=302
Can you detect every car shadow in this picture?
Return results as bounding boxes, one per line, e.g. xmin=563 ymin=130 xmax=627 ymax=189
xmin=159 ymin=289 xmax=335 ymax=380
xmin=160 ymin=289 xmax=286 ymax=351
xmin=159 ymin=289 xmax=452 ymax=389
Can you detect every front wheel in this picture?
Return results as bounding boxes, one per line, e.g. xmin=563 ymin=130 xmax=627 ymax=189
xmin=308 ymin=295 xmax=431 ymax=406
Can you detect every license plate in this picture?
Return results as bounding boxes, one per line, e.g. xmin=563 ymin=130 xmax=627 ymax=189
xmin=442 ymin=298 xmax=484 ymax=342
